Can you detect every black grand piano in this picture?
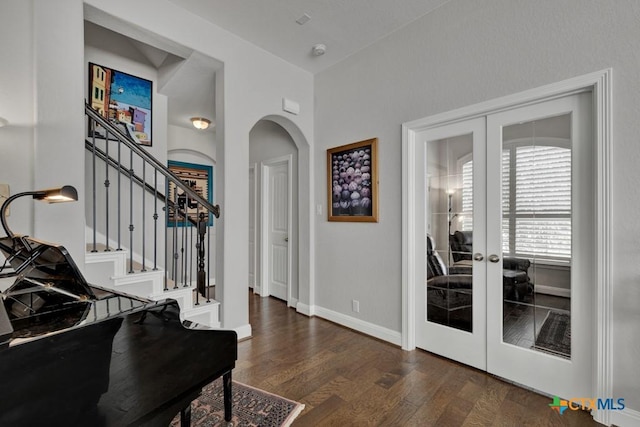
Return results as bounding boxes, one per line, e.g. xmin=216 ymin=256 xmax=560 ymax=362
xmin=0 ymin=234 xmax=237 ymax=426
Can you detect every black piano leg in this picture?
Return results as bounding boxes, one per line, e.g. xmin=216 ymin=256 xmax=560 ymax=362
xmin=223 ymin=371 xmax=232 ymax=422
xmin=180 ymin=402 xmax=191 ymax=427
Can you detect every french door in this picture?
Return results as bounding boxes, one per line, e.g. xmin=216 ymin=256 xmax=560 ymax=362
xmin=415 ymin=92 xmax=594 ymax=399
xmin=416 ymin=117 xmax=487 ymax=370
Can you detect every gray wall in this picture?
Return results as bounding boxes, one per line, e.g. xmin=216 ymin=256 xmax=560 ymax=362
xmin=314 ymin=0 xmax=640 ymax=410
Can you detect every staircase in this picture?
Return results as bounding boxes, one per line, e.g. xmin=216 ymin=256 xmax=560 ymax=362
xmin=82 ymin=103 xmax=220 ymax=328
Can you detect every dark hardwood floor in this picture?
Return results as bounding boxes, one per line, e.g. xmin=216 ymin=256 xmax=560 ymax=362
xmin=234 ymin=292 xmax=601 ymax=426
xmin=503 ymin=293 xmax=571 ymax=355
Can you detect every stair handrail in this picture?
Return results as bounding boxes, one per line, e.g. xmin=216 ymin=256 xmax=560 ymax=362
xmin=85 ymin=103 xmax=220 ymax=218
xmin=84 ymin=140 xmax=199 ymax=227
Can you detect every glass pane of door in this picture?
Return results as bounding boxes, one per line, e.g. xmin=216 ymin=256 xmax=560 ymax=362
xmin=500 ymin=114 xmax=572 ymax=358
xmin=426 ymin=134 xmax=474 ymax=332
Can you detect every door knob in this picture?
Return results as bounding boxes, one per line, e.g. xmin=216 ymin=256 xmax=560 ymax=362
xmin=284 ymin=237 xmax=289 ymax=242
xmin=473 ymin=253 xmax=484 ymax=261
xmin=488 ymin=254 xmax=500 ymax=263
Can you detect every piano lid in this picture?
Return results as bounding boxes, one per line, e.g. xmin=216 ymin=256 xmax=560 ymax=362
xmin=0 ymin=235 xmax=95 ymax=300
xmin=0 ymin=235 xmax=153 ymax=344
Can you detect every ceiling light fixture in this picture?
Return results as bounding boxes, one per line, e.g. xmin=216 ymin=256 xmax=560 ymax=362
xmin=191 ymin=117 xmax=211 ymax=130
xmin=312 ymin=44 xmax=326 ymax=57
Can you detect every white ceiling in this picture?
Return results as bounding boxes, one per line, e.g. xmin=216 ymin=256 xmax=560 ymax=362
xmin=84 ymin=19 xmax=219 ymax=131
xmin=87 ymin=1 xmax=452 ymax=131
xmin=168 ymin=0 xmax=452 ymax=73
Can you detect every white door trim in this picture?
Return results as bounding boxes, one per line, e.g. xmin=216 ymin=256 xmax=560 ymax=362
xmin=402 ymin=69 xmax=612 ymax=425
xmin=249 ymin=163 xmax=258 ymax=293
xmin=260 ymin=154 xmax=293 ymax=304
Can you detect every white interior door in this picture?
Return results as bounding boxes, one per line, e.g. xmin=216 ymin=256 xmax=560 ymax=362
xmin=415 ymin=117 xmax=487 ymax=370
xmin=261 ymin=158 xmax=291 ymax=302
xmin=415 ymin=92 xmax=593 ymax=398
xmin=486 ymin=92 xmax=593 ymax=399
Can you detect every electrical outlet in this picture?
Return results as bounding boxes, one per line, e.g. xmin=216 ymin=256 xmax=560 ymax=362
xmin=352 ymin=299 xmax=360 ymax=313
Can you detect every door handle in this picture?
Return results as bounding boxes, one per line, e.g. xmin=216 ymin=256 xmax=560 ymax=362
xmin=488 ymin=254 xmax=500 ymax=263
xmin=284 ymin=237 xmax=289 ymax=242
xmin=473 ymin=253 xmax=484 ymax=261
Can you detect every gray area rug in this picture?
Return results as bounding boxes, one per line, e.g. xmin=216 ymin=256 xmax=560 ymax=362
xmin=533 ymin=311 xmax=571 ymax=358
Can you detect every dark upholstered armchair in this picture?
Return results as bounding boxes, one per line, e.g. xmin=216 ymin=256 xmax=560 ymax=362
xmin=450 ymin=230 xmax=473 ymax=263
xmin=449 ymin=230 xmax=533 ymax=301
xmin=427 ymin=235 xmax=472 ymax=331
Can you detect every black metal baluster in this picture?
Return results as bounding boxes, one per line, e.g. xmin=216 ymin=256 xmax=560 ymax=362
xmin=91 ymin=118 xmax=97 ymax=253
xmin=141 ymin=161 xmax=147 ymax=272
xmin=180 ymin=209 xmax=185 ymax=287
xmin=182 ymin=196 xmax=189 ymax=288
xmin=207 ymin=219 xmax=211 ymax=303
xmin=164 ymin=202 xmax=169 ymax=291
xmin=153 ymin=169 xmax=158 ymax=271
xmin=104 ymin=131 xmax=111 ymax=251
xmin=117 ymin=141 xmax=122 ymax=251
xmin=196 ymin=210 xmax=206 ymax=305
xmin=128 ymin=149 xmax=135 ymax=273
xmin=189 ymin=212 xmax=194 ymax=290
xmin=172 ymin=181 xmax=178 ymax=289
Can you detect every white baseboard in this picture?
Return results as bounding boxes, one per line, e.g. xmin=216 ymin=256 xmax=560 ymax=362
xmin=610 ymin=407 xmax=640 ymax=427
xmin=234 ymin=323 xmax=252 ymax=340
xmin=535 ymin=284 xmax=571 ymax=298
xmin=313 ymin=306 xmax=402 ymax=346
xmin=296 ymin=302 xmax=315 ymax=316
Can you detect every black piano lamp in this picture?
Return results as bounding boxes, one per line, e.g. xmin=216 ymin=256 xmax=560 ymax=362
xmin=1 ymin=185 xmax=78 ymax=239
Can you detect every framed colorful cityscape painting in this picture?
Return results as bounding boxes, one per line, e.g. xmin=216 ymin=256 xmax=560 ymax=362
xmin=88 ymin=62 xmax=153 ymax=146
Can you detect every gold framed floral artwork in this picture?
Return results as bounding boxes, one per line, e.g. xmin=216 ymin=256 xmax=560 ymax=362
xmin=327 ymin=137 xmax=378 ymax=222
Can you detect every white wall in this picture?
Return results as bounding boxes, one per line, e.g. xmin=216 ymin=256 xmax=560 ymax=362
xmin=85 ymin=21 xmax=170 ymax=163
xmin=85 ymin=22 xmax=170 ymax=270
xmin=1 ymin=0 xmax=314 ymax=338
xmin=0 ymin=1 xmax=35 ymax=240
xmin=314 ymin=0 xmax=640 ymax=415
xmin=0 ymin=1 xmax=86 ymax=266
xmin=168 ymin=124 xmax=216 ymax=162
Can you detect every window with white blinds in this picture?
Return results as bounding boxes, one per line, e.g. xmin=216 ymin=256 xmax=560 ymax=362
xmin=461 ymin=160 xmax=473 ymax=231
xmin=461 ymin=144 xmax=571 ymax=260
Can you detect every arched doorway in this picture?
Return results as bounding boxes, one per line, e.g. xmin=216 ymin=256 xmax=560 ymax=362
xmin=248 ymin=116 xmax=312 ymax=312
xmin=249 ymin=120 xmax=298 ymax=305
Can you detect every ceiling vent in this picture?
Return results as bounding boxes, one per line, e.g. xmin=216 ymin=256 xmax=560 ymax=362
xmin=296 ymin=13 xmax=311 ymax=25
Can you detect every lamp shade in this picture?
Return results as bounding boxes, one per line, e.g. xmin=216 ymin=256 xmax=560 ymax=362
xmin=37 ymin=185 xmax=78 ymax=203
xmin=1 ymin=185 xmax=78 ymax=238
xmin=191 ymin=117 xmax=211 ymax=130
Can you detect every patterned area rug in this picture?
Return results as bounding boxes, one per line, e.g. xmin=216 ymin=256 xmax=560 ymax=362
xmin=533 ymin=311 xmax=571 ymax=358
xmin=171 ymin=379 xmax=304 ymax=427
